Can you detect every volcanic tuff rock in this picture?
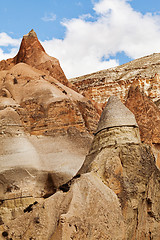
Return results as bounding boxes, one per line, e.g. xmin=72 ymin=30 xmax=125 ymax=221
xmin=96 ymin=95 xmax=138 ymax=134
xmin=70 ymin=53 xmax=160 ymax=104
xmin=0 ymin=29 xmax=160 ymax=240
xmin=0 ymin=30 xmax=100 ymax=225
xmin=125 ymin=84 xmax=160 ymax=145
xmin=0 ymin=29 xmax=68 ymax=85
xmin=79 ymin=96 xmax=141 ymax=174
xmin=79 ymin=96 xmax=160 ymax=240
xmin=1 ymin=96 xmax=159 ymax=239
xmin=0 ymin=173 xmax=125 ymax=240
xmin=70 ymin=53 xmax=160 ymax=159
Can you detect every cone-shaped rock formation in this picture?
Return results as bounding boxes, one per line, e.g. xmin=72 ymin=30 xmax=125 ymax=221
xmin=0 ymin=29 xmax=68 ymax=85
xmin=96 ymin=95 xmax=138 ymax=134
xmin=78 ymin=97 xmax=160 ymax=240
xmin=79 ymin=96 xmax=141 ymax=174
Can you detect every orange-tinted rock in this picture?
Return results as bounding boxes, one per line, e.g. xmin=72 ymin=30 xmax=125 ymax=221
xmin=70 ymin=53 xmax=160 ymax=104
xmin=125 ymin=84 xmax=160 ymax=144
xmin=0 ymin=61 xmax=99 ymax=207
xmin=1 ymin=29 xmax=160 ymax=240
xmin=0 ymin=29 xmax=68 ymax=85
xmin=0 ymin=31 xmax=100 ymax=226
xmin=0 ymin=62 xmax=99 ymax=136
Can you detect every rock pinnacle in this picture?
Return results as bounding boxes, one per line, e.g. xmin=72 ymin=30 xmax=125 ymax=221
xmin=95 ymin=95 xmax=138 ymax=134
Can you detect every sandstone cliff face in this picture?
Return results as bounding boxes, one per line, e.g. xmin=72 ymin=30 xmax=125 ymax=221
xmin=125 ymin=84 xmax=160 ymax=145
xmin=70 ymin=53 xmax=160 ymax=104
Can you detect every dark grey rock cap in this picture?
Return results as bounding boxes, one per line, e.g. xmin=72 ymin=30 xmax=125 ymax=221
xmin=95 ymin=95 xmax=138 ymax=134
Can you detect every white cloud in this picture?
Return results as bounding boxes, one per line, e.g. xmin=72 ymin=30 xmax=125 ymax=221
xmin=42 ymin=0 xmax=160 ymax=78
xmin=1 ymin=0 xmax=160 ymax=79
xmin=0 ymin=47 xmax=19 ymax=61
xmin=0 ymin=32 xmax=20 ymax=47
xmin=41 ymin=13 xmax=56 ymax=22
xmin=80 ymin=13 xmax=94 ymax=20
xmin=93 ymin=0 xmax=160 ymax=58
xmin=0 ymin=32 xmax=21 ymax=61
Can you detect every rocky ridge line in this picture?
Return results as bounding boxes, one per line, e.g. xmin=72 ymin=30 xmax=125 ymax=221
xmin=70 ymin=53 xmax=160 ymax=104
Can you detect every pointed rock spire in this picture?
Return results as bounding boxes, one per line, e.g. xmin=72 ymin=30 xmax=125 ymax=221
xmin=9 ymin=29 xmax=68 ymax=85
xmin=95 ymin=95 xmax=138 ymax=134
xmin=14 ymin=29 xmax=45 ymax=64
xmin=23 ymin=29 xmax=38 ymax=38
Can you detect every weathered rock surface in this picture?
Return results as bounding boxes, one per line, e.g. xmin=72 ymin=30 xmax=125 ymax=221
xmin=0 ymin=173 xmax=125 ymax=240
xmin=125 ymin=84 xmax=160 ymax=144
xmin=0 ymin=62 xmax=99 ymax=135
xmin=0 ymin=29 xmax=68 ymax=86
xmin=1 ymin=30 xmax=160 ymax=240
xmin=79 ymin=97 xmax=160 ymax=240
xmin=96 ymin=95 xmax=138 ymax=134
xmin=1 ymin=96 xmax=159 ymax=239
xmin=125 ymin=84 xmax=160 ymax=169
xmin=0 ymin=61 xmax=97 ymax=197
xmin=0 ymin=82 xmax=95 ymax=224
xmin=71 ymin=56 xmax=160 ymax=161
xmin=70 ymin=53 xmax=160 ymax=104
xmin=0 ymin=30 xmax=100 ymax=226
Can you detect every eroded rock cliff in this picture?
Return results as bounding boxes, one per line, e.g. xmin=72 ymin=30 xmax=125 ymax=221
xmin=1 ymin=96 xmax=159 ymax=240
xmin=70 ymin=53 xmax=160 ymax=104
xmin=0 ymin=30 xmax=160 ymax=240
xmin=71 ymin=54 xmax=160 ymax=163
xmin=0 ymin=30 xmax=100 ymax=227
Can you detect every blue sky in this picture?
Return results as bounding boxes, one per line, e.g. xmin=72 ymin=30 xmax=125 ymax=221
xmin=0 ymin=0 xmax=95 ymax=39
xmin=0 ymin=0 xmax=160 ymax=78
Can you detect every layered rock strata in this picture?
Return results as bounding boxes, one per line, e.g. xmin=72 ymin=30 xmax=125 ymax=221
xmin=0 ymin=31 xmax=100 ymax=226
xmin=0 ymin=95 xmax=160 ymax=239
xmin=70 ymin=54 xmax=160 ymax=104
xmin=71 ymin=58 xmax=160 ymax=161
xmin=0 ymin=85 xmax=94 ymax=224
xmin=0 ymin=30 xmax=160 ymax=240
